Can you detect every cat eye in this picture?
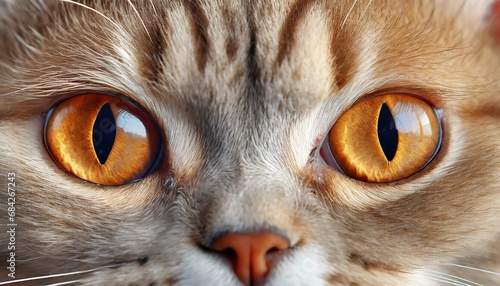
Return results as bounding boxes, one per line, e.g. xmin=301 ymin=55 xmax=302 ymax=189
xmin=321 ymin=94 xmax=442 ymax=183
xmin=44 ymin=94 xmax=163 ymax=186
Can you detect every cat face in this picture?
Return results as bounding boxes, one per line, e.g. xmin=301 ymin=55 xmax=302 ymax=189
xmin=1 ymin=0 xmax=499 ymax=285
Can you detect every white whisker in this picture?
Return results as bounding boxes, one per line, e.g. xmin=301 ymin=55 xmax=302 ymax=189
xmin=127 ymin=0 xmax=152 ymax=41
xmin=359 ymin=0 xmax=373 ymax=20
xmin=149 ymin=0 xmax=158 ymax=17
xmin=446 ymin=263 xmax=500 ymax=277
xmin=427 ymin=274 xmax=472 ymax=286
xmin=0 ymin=265 xmax=112 ymax=285
xmin=58 ymin=0 xmax=121 ymax=31
xmin=341 ymin=0 xmax=359 ymax=29
xmin=426 ymin=270 xmax=483 ymax=286
xmin=45 ymin=280 xmax=81 ymax=286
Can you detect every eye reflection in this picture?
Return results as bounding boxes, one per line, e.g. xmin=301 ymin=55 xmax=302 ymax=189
xmin=116 ymin=110 xmax=147 ymax=138
xmin=44 ymin=94 xmax=163 ymax=186
xmin=322 ymin=94 xmax=442 ymax=183
xmin=392 ymin=102 xmax=433 ymax=137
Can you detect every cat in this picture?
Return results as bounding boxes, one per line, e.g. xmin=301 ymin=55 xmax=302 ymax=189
xmin=1 ymin=0 xmax=499 ymax=285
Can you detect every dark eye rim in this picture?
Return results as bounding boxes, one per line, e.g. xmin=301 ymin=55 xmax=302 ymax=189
xmin=318 ymin=93 xmax=445 ymax=184
xmin=43 ymin=92 xmax=166 ymax=186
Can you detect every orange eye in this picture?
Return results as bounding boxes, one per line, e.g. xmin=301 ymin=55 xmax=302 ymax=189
xmin=321 ymin=94 xmax=442 ymax=183
xmin=44 ymin=94 xmax=163 ymax=186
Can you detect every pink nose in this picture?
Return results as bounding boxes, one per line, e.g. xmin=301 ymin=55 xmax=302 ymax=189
xmin=210 ymin=232 xmax=290 ymax=285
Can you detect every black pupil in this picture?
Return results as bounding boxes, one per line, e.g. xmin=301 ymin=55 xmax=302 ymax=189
xmin=377 ymin=103 xmax=398 ymax=161
xmin=92 ymin=103 xmax=116 ymax=165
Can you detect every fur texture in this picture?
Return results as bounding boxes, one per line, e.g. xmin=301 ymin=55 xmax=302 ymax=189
xmin=0 ymin=0 xmax=499 ymax=285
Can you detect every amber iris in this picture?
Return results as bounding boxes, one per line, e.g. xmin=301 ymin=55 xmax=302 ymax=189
xmin=44 ymin=94 xmax=162 ymax=185
xmin=322 ymin=94 xmax=441 ymax=183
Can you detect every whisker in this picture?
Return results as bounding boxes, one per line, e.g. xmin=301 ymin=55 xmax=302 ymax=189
xmin=341 ymin=0 xmax=359 ymax=29
xmin=127 ymin=0 xmax=152 ymax=41
xmin=45 ymin=280 xmax=81 ymax=286
xmin=446 ymin=263 xmax=500 ymax=277
xmin=426 ymin=274 xmax=472 ymax=286
xmin=58 ymin=0 xmax=122 ymax=31
xmin=0 ymin=265 xmax=112 ymax=285
xmin=359 ymin=0 xmax=373 ymax=20
xmin=148 ymin=0 xmax=158 ymax=17
xmin=426 ymin=270 xmax=483 ymax=286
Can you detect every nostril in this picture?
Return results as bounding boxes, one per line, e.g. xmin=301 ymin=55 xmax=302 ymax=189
xmin=221 ymin=248 xmax=237 ymax=258
xmin=267 ymin=247 xmax=280 ymax=253
xmin=209 ymin=232 xmax=291 ymax=285
xmin=219 ymin=247 xmax=238 ymax=264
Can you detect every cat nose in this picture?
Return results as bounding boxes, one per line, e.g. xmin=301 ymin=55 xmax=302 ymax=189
xmin=210 ymin=232 xmax=290 ymax=285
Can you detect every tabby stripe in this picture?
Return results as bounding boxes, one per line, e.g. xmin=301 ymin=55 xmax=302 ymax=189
xmin=246 ymin=4 xmax=259 ymax=87
xmin=185 ymin=0 xmax=209 ymax=71
xmin=141 ymin=23 xmax=167 ymax=84
xmin=242 ymin=3 xmax=263 ymax=127
xmin=330 ymin=10 xmax=356 ymax=90
xmin=222 ymin=5 xmax=239 ymax=62
xmin=275 ymin=0 xmax=316 ymax=66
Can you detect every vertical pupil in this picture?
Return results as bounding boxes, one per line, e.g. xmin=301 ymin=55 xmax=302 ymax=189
xmin=377 ymin=103 xmax=398 ymax=161
xmin=92 ymin=103 xmax=116 ymax=165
